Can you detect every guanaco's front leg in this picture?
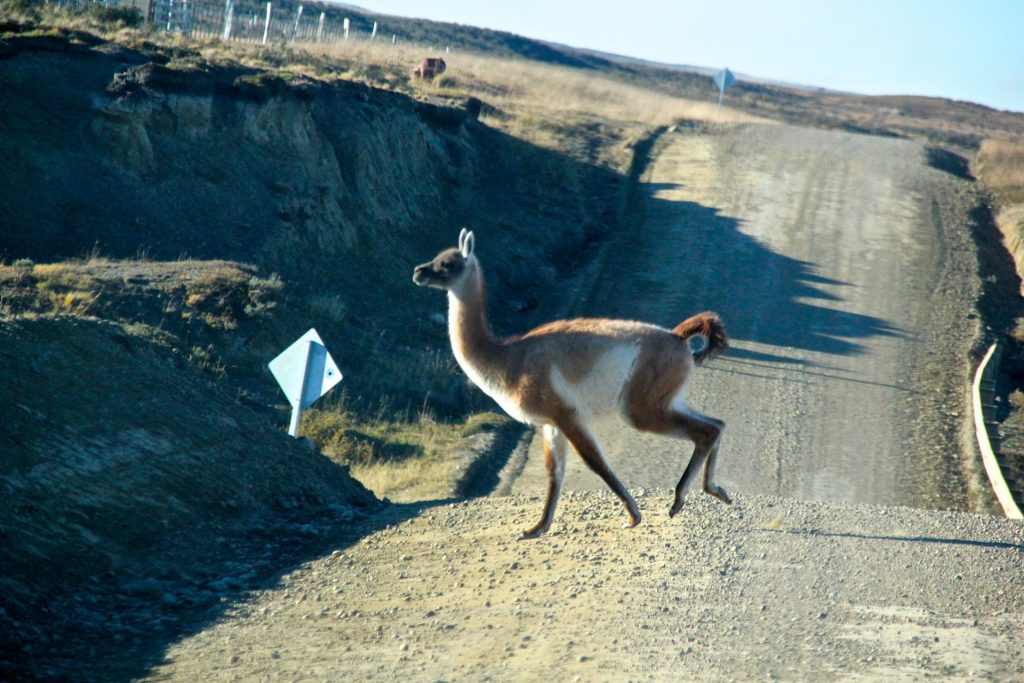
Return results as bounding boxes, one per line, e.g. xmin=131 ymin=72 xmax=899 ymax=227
xmin=556 ymin=415 xmax=641 ymax=530
xmin=519 ymin=425 xmax=567 ymax=540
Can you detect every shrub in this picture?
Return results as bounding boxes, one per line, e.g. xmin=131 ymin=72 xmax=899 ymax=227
xmin=86 ymin=4 xmax=144 ymax=29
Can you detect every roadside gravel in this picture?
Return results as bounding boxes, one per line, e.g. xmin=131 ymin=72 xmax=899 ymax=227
xmin=145 ymin=491 xmax=1024 ymax=681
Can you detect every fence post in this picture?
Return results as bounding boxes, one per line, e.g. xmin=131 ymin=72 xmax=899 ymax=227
xmin=182 ymin=0 xmax=191 ymax=36
xmin=290 ymin=4 xmax=303 ymax=44
xmin=343 ymin=17 xmax=349 ymax=40
xmin=262 ymin=1 xmax=271 ymax=44
xmin=371 ymin=21 xmax=377 ymax=40
xmin=222 ymin=0 xmax=233 ymax=41
xmin=316 ymin=11 xmax=325 ymax=43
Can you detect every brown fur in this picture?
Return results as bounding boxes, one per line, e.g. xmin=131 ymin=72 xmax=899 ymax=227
xmin=673 ymin=312 xmax=728 ymax=362
xmin=521 ymin=319 xmax=631 ymax=383
xmin=624 ymin=334 xmax=691 ymax=431
xmin=413 ymin=57 xmax=447 ymax=79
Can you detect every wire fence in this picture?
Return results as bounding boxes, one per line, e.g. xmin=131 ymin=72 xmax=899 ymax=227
xmin=45 ymin=0 xmax=419 ymax=49
xmin=150 ymin=0 xmax=368 ymax=45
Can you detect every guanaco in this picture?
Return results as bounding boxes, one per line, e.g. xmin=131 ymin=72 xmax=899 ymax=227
xmin=413 ymin=229 xmax=731 ymax=538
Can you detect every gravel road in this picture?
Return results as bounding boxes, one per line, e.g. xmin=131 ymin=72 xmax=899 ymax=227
xmin=146 ymin=492 xmax=1023 ymax=681
xmin=141 ymin=124 xmax=1021 ymax=681
xmin=511 ymin=123 xmax=984 ymax=512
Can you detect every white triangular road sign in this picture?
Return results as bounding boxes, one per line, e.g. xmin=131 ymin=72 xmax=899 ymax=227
xmin=268 ymin=328 xmax=342 ymax=410
xmin=714 ymin=68 xmax=736 ymax=91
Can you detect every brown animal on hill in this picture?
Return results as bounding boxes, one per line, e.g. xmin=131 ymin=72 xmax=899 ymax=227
xmin=413 ymin=57 xmax=446 ymax=80
xmin=413 ymin=229 xmax=731 ymax=539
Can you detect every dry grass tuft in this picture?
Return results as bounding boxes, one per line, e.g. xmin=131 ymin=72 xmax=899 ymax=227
xmin=976 ymin=139 xmax=1024 ymax=202
xmin=182 ymin=268 xmax=282 ymax=330
xmin=997 ymin=203 xmax=1024 ymax=288
xmin=0 ymin=260 xmax=102 ymax=316
xmin=299 ymin=406 xmax=466 ymax=501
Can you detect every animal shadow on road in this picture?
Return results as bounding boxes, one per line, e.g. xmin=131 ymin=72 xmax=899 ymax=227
xmin=584 ymin=184 xmax=903 ymax=363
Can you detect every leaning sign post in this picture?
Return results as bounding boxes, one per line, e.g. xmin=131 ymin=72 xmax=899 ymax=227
xmin=269 ymin=328 xmax=342 ymax=437
xmin=713 ymin=67 xmax=736 ymax=112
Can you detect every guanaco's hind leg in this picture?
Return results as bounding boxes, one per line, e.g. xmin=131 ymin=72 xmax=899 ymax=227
xmin=556 ymin=415 xmax=641 ymax=530
xmin=520 ymin=425 xmax=568 ymax=540
xmin=669 ymin=408 xmax=729 ymax=516
xmin=702 ymin=437 xmax=732 ymax=505
xmin=630 ymin=403 xmax=729 ymax=516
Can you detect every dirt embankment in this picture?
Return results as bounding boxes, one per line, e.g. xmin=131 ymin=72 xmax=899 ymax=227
xmin=0 ymin=28 xmax=637 ymax=415
xmin=0 ymin=316 xmax=380 ymax=681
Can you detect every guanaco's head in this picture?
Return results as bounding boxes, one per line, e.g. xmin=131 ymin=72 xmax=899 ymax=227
xmin=413 ymin=229 xmax=477 ymax=292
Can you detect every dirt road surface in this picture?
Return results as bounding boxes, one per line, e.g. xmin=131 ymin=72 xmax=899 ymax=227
xmin=146 ymin=492 xmax=1023 ymax=681
xmin=141 ymin=125 xmax=1022 ymax=681
xmin=511 ymin=123 xmax=984 ymax=512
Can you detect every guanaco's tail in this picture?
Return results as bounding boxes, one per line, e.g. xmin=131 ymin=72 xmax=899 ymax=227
xmin=672 ymin=312 xmax=728 ymax=363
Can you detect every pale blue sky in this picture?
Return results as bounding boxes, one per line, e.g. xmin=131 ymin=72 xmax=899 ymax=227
xmin=359 ymin=0 xmax=1024 ymax=113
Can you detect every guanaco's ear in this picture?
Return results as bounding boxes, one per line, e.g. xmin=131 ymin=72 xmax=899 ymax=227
xmin=461 ymin=230 xmax=475 ymax=258
xmin=458 ymin=228 xmax=468 ymax=252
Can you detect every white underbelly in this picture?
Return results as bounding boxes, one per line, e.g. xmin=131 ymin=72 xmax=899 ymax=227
xmin=550 ymin=345 xmax=640 ymax=420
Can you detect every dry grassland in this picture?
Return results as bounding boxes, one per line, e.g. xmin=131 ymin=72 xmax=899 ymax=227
xmin=300 ymin=406 xmax=461 ymax=501
xmin=975 ymin=138 xmax=1024 ymax=294
xmin=429 ymin=51 xmax=764 ymax=127
xmin=976 ymin=138 xmax=1024 ymax=201
xmin=302 ymin=39 xmax=766 ymax=137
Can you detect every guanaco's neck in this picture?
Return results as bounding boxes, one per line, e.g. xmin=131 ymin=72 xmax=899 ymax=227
xmin=447 ymin=261 xmax=504 ymax=370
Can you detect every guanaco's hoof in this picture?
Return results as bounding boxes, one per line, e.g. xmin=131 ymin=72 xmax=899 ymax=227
xmin=669 ymin=502 xmax=683 ymax=518
xmin=707 ymin=486 xmax=732 ymax=505
xmin=518 ymin=526 xmax=548 ymax=540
